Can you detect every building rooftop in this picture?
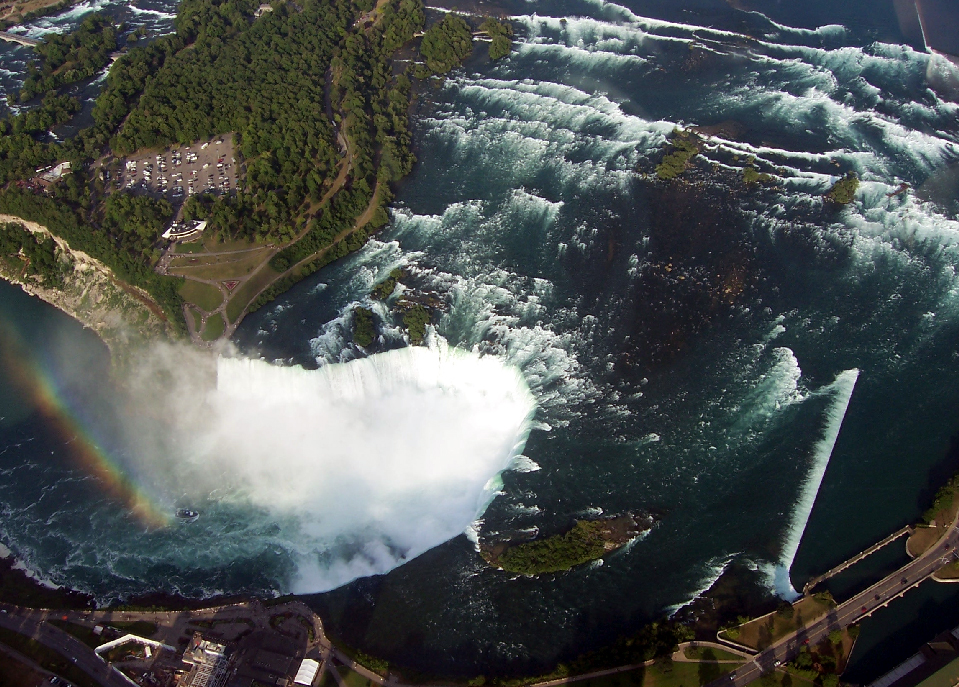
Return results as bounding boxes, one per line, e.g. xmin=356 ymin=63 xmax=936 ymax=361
xmin=293 ymin=659 xmax=320 ymax=687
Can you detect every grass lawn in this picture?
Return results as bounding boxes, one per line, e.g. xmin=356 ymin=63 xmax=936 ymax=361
xmin=721 ymin=596 xmax=835 ymax=650
xmin=0 ymin=627 xmax=100 ymax=687
xmin=169 ymin=246 xmax=271 ymax=269
xmin=573 ymin=661 xmax=738 ymax=687
xmin=683 ymin=646 xmax=745 ymax=662
xmin=337 ymin=665 xmax=372 ymax=687
xmin=908 ymin=524 xmax=951 ymax=557
xmin=225 ymin=265 xmax=280 ymax=323
xmin=203 ymin=235 xmax=260 ymax=253
xmin=645 ymin=661 xmax=736 ymax=687
xmin=201 ymin=313 xmax=225 ymax=341
xmin=0 ymin=644 xmax=46 ymax=687
xmin=936 ymin=561 xmax=959 ymax=579
xmin=169 ymin=251 xmax=269 ymax=280
xmin=179 ymin=280 xmax=223 ymax=312
xmin=191 ymin=307 xmax=203 ymax=332
xmin=318 ymin=669 xmax=336 ymax=687
xmin=175 ymin=241 xmax=206 ymax=254
xmin=918 ymin=655 xmax=959 ymax=687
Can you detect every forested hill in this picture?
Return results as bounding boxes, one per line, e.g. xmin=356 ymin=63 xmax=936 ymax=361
xmin=0 ymin=0 xmax=512 ymax=342
xmin=0 ymin=0 xmax=426 ymax=336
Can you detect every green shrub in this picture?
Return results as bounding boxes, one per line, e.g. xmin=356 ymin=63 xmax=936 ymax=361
xmin=353 ymin=307 xmax=375 ymax=347
xmin=420 ymin=14 xmax=473 ymax=74
xmin=372 ymin=268 xmax=403 ymax=300
xmin=826 ymin=173 xmax=859 ymax=204
xmin=494 ymin=521 xmax=612 ymax=574
xmin=655 ymin=129 xmax=700 ymax=180
xmin=401 ymin=304 xmax=430 ymax=344
xmin=743 ymin=165 xmax=773 ymax=185
xmin=480 ymin=18 xmax=513 ymax=60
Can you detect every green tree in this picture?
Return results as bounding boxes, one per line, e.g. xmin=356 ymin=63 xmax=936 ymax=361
xmin=480 ymin=18 xmax=512 ymax=60
xmin=353 ymin=307 xmax=375 ymax=347
xmin=776 ymin=602 xmax=795 ymax=619
xmin=420 ymin=14 xmax=473 ymax=73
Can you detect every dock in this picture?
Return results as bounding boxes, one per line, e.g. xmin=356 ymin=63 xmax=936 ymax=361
xmin=803 ymin=525 xmax=913 ymax=595
xmin=0 ymin=31 xmax=41 ymax=47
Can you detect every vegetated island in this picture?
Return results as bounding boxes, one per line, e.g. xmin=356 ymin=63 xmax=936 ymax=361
xmin=0 ymin=0 xmax=514 ymax=350
xmin=826 ymin=172 xmax=860 ymax=204
xmin=480 ymin=514 xmax=654 ymax=575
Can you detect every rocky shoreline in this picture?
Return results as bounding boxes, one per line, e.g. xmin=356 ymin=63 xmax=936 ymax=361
xmin=480 ymin=513 xmax=655 ymax=575
xmin=0 ymin=214 xmax=172 ymax=364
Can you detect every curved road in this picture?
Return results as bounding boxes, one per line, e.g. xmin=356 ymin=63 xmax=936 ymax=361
xmin=707 ymin=518 xmax=959 ymax=686
xmin=0 ymin=608 xmax=132 ymax=687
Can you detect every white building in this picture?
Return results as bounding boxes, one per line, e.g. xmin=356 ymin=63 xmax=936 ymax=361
xmin=293 ymin=659 xmax=320 ymax=687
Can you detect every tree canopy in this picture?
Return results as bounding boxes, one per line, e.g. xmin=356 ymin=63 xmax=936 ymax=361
xmin=420 ymin=14 xmax=472 ymax=74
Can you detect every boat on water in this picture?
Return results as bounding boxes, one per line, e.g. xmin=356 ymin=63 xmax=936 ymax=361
xmin=175 ymin=508 xmax=199 ymax=523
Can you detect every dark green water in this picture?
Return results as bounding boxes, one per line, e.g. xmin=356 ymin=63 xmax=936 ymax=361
xmin=2 ymin=0 xmax=959 ymax=678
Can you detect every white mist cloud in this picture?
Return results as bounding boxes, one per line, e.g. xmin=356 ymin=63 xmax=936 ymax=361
xmin=124 ymin=341 xmax=536 ymax=593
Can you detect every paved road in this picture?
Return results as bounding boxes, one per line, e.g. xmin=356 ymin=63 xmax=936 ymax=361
xmin=0 ymin=607 xmax=132 ymax=687
xmin=706 ymin=520 xmax=959 ymax=686
xmin=0 ymin=598 xmax=328 ymax=687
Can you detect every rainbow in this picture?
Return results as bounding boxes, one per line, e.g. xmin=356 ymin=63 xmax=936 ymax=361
xmin=0 ymin=323 xmax=169 ymax=528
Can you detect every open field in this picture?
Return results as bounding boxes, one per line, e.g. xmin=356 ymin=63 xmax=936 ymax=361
xmin=200 ymin=234 xmax=265 ymax=253
xmin=106 ymin=620 xmax=158 ymax=637
xmin=0 ymin=645 xmax=46 ymax=687
xmin=935 ymin=561 xmax=959 ymax=580
xmin=225 ymin=265 xmax=280 ymax=323
xmin=201 ymin=313 xmax=225 ymax=341
xmin=909 ymin=527 xmax=943 ymax=557
xmin=170 ymin=251 xmax=268 ymax=281
xmin=179 ymin=280 xmax=223 ymax=311
xmin=720 ymin=596 xmax=835 ymax=650
xmin=170 ymin=247 xmax=271 ymax=270
xmin=338 ymin=665 xmax=373 ymax=687
xmin=566 ymin=661 xmax=738 ymax=687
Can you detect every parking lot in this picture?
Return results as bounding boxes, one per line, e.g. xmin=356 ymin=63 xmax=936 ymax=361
xmin=111 ymin=132 xmax=239 ymax=204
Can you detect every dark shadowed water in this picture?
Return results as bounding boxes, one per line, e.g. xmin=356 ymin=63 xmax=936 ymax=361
xmin=1 ymin=0 xmax=959 ymax=679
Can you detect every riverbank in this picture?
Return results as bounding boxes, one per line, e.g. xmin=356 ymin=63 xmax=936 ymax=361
xmin=0 ymin=545 xmax=93 ymax=610
xmin=0 ymin=215 xmax=173 ymax=365
xmin=0 ymin=0 xmax=76 ymax=28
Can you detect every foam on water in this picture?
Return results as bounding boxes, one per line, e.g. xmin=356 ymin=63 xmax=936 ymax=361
xmin=774 ymin=369 xmax=860 ymax=598
xmin=179 ymin=344 xmax=537 ymax=592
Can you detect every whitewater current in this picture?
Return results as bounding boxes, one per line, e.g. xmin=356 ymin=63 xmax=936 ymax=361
xmin=2 ymin=0 xmax=959 ymax=678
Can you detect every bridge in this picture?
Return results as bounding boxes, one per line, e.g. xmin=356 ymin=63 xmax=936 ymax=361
xmin=707 ymin=510 xmax=959 ymax=687
xmin=802 ymin=525 xmax=914 ymax=595
xmin=0 ymin=31 xmax=41 ymax=47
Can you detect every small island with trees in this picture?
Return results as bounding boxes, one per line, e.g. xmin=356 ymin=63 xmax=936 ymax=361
xmin=480 ymin=514 xmax=655 ymax=575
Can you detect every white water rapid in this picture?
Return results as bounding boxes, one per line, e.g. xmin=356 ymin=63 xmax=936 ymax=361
xmin=166 ymin=343 xmax=537 ymax=592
